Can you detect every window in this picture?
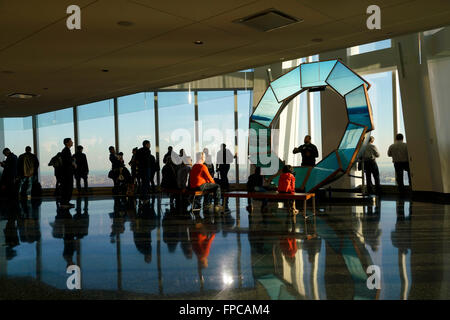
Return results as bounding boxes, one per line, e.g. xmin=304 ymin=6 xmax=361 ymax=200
xmin=2 ymin=117 xmax=33 ymax=156
xmin=198 ymin=91 xmax=236 ymax=182
xmin=158 ymin=91 xmax=195 ymax=162
xmin=118 ymin=92 xmax=155 ymax=162
xmin=348 ymin=39 xmax=391 ymax=56
xmin=77 ymin=100 xmax=115 ymax=187
xmin=37 ymin=108 xmax=74 ymax=188
xmin=237 ymin=90 xmax=252 ymax=183
xmin=364 ymin=71 xmax=396 ymax=185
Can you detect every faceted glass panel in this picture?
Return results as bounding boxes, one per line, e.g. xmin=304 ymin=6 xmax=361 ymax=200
xmin=251 ymin=87 xmax=282 ymax=127
xmin=305 ymin=151 xmax=340 ymax=192
xmin=326 ymin=61 xmax=366 ymax=96
xmin=270 ymin=66 xmax=301 ymax=102
xmin=345 ymin=85 xmax=373 ymax=130
xmin=337 ymin=123 xmax=366 ymax=171
xmin=272 ymin=166 xmax=310 ymax=189
xmin=300 ymin=60 xmax=337 ymax=88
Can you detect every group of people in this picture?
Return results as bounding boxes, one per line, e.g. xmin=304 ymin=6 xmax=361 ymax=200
xmin=0 ymin=146 xmax=40 ymax=200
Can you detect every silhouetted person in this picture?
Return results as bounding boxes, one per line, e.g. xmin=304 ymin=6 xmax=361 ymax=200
xmin=388 ymin=133 xmax=411 ymax=193
xmin=0 ymin=148 xmax=18 ymax=197
xmin=203 ymin=148 xmax=215 ymax=177
xmin=109 ymin=146 xmax=121 ymax=193
xmin=136 ymin=140 xmax=159 ymax=197
xmin=246 ymin=166 xmax=267 ymax=210
xmin=163 ymin=146 xmax=178 ymax=164
xmin=363 ymin=136 xmax=380 ymax=194
xmin=293 ymin=135 xmax=319 ymax=166
xmin=17 ymin=146 xmax=39 ymax=200
xmin=216 ymin=144 xmax=234 ymax=190
xmin=48 ymin=152 xmax=63 ymax=197
xmin=161 ymin=157 xmax=178 ymax=189
xmin=60 ymin=138 xmax=75 ymax=208
xmin=73 ymin=145 xmax=89 ymax=194
xmin=177 ymin=156 xmax=192 ymax=190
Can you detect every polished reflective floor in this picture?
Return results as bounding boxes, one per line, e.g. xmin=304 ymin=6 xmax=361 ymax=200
xmin=1 ymin=195 xmax=450 ymax=300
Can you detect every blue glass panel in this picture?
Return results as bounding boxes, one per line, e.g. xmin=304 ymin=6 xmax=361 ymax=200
xmin=250 ymin=87 xmax=282 ymax=127
xmin=345 ymin=85 xmax=373 ymax=130
xmin=270 ymin=66 xmax=301 ymax=102
xmin=305 ymin=151 xmax=340 ymax=192
xmin=249 ymin=121 xmax=272 ymax=166
xmin=326 ymin=61 xmax=365 ymax=96
xmin=300 ymin=60 xmax=337 ymax=88
xmin=337 ymin=123 xmax=366 ymax=171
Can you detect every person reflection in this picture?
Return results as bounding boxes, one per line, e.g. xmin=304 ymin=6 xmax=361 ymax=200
xmin=3 ymin=202 xmax=21 ymax=260
xmin=50 ymin=207 xmax=77 ymax=268
xmin=131 ymin=197 xmax=157 ymax=263
xmin=18 ymin=198 xmax=41 ymax=245
xmin=362 ymin=198 xmax=382 ymax=252
xmin=109 ymin=197 xmax=127 ymax=243
xmin=162 ymin=208 xmax=180 ymax=253
xmin=190 ymin=219 xmax=216 ymax=270
xmin=73 ymin=197 xmax=89 ymax=240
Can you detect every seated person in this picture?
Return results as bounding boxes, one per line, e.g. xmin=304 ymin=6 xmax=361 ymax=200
xmin=176 ymin=156 xmax=192 ymax=190
xmin=246 ymin=166 xmax=268 ymax=210
xmin=161 ymin=158 xmax=178 ymax=190
xmin=189 ymin=152 xmax=222 ymax=211
xmin=277 ymin=165 xmax=298 ymax=214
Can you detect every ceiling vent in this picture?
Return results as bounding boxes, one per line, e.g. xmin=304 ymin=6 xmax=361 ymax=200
xmin=235 ymin=9 xmax=302 ymax=32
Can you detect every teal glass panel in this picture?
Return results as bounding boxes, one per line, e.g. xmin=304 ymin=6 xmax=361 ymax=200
xmin=337 ymin=123 xmax=366 ymax=171
xmin=300 ymin=60 xmax=337 ymax=88
xmin=249 ymin=121 xmax=272 ymax=166
xmin=345 ymin=85 xmax=373 ymax=130
xmin=272 ymin=166 xmax=310 ymax=188
xmin=326 ymin=61 xmax=366 ymax=96
xmin=251 ymin=87 xmax=282 ymax=127
xmin=305 ymin=151 xmax=340 ymax=192
xmin=270 ymin=66 xmax=301 ymax=102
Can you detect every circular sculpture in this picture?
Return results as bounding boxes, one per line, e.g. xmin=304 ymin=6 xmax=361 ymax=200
xmin=249 ymin=59 xmax=374 ymax=192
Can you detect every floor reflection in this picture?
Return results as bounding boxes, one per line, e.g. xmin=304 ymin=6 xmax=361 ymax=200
xmin=0 ymin=195 xmax=449 ymax=299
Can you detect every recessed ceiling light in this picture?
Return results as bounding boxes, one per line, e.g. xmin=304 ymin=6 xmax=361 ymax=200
xmin=117 ymin=21 xmax=134 ymax=27
xmin=194 ymin=40 xmax=203 ymax=45
xmin=102 ymin=69 xmax=109 ymax=72
xmin=8 ymin=93 xmax=38 ymax=99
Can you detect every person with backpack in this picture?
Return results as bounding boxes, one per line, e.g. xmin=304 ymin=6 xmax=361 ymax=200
xmin=17 ymin=146 xmax=39 ymax=200
xmin=73 ymin=145 xmax=89 ymax=194
xmin=48 ymin=152 xmax=63 ymax=197
xmin=136 ymin=140 xmax=159 ymax=198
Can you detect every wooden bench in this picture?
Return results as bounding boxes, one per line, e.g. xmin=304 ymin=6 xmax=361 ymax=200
xmin=223 ymin=191 xmax=316 ymax=218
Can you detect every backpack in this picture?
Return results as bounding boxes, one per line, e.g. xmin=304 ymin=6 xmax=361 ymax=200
xmin=48 ymin=153 xmax=63 ymax=168
xmin=23 ymin=154 xmax=35 ymax=177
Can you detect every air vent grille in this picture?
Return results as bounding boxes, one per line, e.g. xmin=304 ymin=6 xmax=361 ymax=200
xmin=235 ymin=9 xmax=302 ymax=32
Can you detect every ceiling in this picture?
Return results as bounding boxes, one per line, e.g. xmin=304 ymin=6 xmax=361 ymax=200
xmin=1 ymin=0 xmax=450 ymax=117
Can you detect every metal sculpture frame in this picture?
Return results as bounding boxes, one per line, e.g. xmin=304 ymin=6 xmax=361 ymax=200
xmin=249 ymin=59 xmax=374 ymax=193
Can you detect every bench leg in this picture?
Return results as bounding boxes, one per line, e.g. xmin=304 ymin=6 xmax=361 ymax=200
xmin=303 ymin=199 xmax=307 ymax=219
xmin=312 ymin=197 xmax=316 ymax=216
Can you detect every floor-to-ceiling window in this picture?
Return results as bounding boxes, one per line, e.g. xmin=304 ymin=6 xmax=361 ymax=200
xmin=198 ymin=91 xmax=236 ymax=182
xmin=158 ymin=91 xmax=195 ymax=162
xmin=2 ymin=117 xmax=33 ymax=156
xmin=37 ymin=108 xmax=74 ymax=188
xmin=118 ymin=92 xmax=155 ymax=163
xmin=364 ymin=71 xmax=396 ymax=185
xmin=77 ymin=100 xmax=115 ymax=187
xmin=237 ymin=90 xmax=252 ymax=183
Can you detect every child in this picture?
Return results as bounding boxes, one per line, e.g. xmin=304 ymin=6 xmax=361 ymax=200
xmin=277 ymin=165 xmax=298 ymax=214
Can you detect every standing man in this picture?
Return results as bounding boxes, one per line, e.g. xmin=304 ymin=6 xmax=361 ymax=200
xmin=17 ymin=146 xmax=40 ymax=200
xmin=388 ymin=133 xmax=411 ymax=193
xmin=73 ymin=145 xmax=89 ymax=194
xmin=137 ymin=140 xmax=159 ymax=198
xmin=216 ymin=143 xmax=234 ymax=189
xmin=0 ymin=148 xmax=18 ymax=197
xmin=293 ymin=135 xmax=319 ymax=167
xmin=60 ymin=138 xmax=75 ymax=208
xmin=363 ymin=136 xmax=380 ymax=194
xmin=109 ymin=146 xmax=121 ymax=193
